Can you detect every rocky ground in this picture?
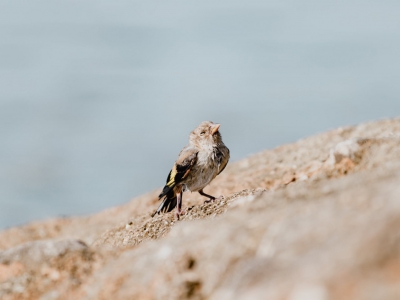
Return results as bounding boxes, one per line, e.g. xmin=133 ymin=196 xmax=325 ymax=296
xmin=1 ymin=118 xmax=400 ymax=299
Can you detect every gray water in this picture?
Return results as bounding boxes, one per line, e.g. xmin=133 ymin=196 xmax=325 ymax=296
xmin=1 ymin=0 xmax=400 ymax=229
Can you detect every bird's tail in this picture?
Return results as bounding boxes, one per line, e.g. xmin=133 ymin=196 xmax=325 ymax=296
xmin=151 ymin=189 xmax=177 ymax=217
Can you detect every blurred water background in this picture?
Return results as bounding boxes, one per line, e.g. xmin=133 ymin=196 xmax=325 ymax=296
xmin=1 ymin=0 xmax=400 ymax=229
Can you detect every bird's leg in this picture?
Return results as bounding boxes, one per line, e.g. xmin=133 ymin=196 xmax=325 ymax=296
xmin=199 ymin=189 xmax=216 ymax=203
xmin=175 ymin=191 xmax=183 ymax=220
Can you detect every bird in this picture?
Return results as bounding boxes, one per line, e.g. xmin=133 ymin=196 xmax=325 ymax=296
xmin=152 ymin=121 xmax=230 ymax=219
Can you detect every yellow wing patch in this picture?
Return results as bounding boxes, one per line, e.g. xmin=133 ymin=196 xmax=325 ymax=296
xmin=166 ymin=166 xmax=177 ymax=187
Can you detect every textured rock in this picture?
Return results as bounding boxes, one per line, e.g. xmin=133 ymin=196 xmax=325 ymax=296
xmin=0 ymin=117 xmax=400 ymax=299
xmin=0 ymin=239 xmax=88 ymax=266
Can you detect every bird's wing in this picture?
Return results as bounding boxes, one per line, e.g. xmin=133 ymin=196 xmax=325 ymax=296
xmin=159 ymin=148 xmax=198 ymax=198
xmin=217 ymin=147 xmax=230 ymax=175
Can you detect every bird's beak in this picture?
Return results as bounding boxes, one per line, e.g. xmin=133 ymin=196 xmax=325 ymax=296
xmin=211 ymin=123 xmax=221 ymax=135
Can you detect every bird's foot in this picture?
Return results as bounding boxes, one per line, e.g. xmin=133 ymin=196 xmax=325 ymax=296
xmin=204 ymin=195 xmax=223 ymax=204
xmin=175 ymin=208 xmax=187 ymax=220
xmin=203 ymin=197 xmax=215 ymax=204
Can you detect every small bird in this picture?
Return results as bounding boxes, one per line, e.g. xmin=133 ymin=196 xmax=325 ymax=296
xmin=152 ymin=121 xmax=230 ymax=219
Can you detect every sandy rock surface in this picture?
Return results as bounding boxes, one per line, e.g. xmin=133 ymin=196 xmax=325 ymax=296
xmin=1 ymin=118 xmax=400 ymax=299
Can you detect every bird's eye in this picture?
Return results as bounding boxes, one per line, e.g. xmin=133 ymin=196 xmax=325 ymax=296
xmin=200 ymin=131 xmax=206 ymax=136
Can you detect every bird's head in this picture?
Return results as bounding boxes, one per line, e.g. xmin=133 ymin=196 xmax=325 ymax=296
xmin=189 ymin=121 xmax=223 ymax=149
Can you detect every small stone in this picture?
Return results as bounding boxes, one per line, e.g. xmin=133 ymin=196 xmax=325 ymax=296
xmin=125 ymin=222 xmax=133 ymax=229
xmin=41 ymin=266 xmax=61 ymax=281
xmin=327 ymin=139 xmax=362 ymax=166
xmin=282 ymin=172 xmax=296 ymax=185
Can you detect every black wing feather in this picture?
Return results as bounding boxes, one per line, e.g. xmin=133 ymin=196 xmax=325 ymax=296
xmin=158 ymin=151 xmax=198 ymax=199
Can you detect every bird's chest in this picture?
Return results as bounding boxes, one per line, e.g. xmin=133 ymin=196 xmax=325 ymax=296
xmin=184 ymin=150 xmax=219 ymax=191
xmin=197 ymin=149 xmax=216 ymax=166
